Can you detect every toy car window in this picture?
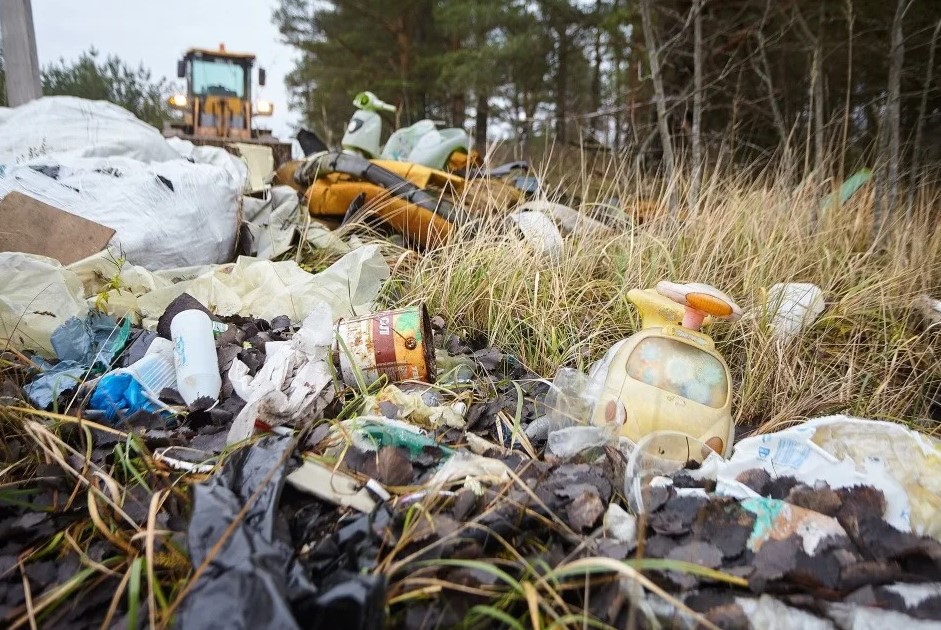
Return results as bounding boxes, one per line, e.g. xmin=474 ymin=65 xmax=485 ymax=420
xmin=626 ymin=337 xmax=728 ymax=408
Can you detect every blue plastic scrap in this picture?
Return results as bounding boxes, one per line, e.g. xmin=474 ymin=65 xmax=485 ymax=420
xmin=22 ymin=359 xmax=87 ymax=409
xmin=23 ymin=314 xmax=132 ymax=409
xmin=88 ymin=371 xmax=164 ymax=422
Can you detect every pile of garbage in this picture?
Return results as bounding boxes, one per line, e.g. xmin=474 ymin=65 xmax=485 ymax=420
xmin=2 ymin=97 xmax=941 ymax=629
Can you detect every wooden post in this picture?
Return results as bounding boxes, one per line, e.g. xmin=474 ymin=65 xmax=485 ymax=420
xmin=0 ymin=0 xmax=42 ymax=106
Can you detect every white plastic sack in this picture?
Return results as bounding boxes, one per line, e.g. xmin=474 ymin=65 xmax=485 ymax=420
xmin=0 ymin=97 xmax=180 ymax=164
xmin=0 ymin=253 xmax=88 ymax=357
xmin=716 ymin=415 xmax=941 ymax=539
xmin=0 ymin=155 xmax=239 ymax=269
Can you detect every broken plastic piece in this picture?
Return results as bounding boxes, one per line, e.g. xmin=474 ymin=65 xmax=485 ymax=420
xmin=286 ymin=459 xmax=381 ymax=513
xmin=153 ymin=446 xmax=217 ymax=474
xmin=546 ymin=425 xmax=618 ymax=460
xmin=429 ymin=452 xmax=512 ymax=488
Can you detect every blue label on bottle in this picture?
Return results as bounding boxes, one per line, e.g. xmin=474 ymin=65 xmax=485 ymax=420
xmin=175 ymin=337 xmax=187 ymax=368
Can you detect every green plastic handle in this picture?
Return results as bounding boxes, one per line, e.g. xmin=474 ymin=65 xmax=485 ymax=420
xmin=352 ymin=91 xmax=396 ymax=113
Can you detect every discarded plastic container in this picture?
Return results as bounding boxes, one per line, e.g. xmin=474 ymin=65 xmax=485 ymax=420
xmin=170 ymin=309 xmax=221 ymax=405
xmin=334 ymin=305 xmax=435 ymax=386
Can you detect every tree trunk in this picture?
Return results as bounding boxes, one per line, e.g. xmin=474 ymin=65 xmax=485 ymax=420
xmin=907 ymin=17 xmax=941 ymax=212
xmin=812 ymin=9 xmax=825 ymax=182
xmin=639 ymin=0 xmax=677 ymax=216
xmin=556 ymin=27 xmax=569 ymax=143
xmin=876 ymin=0 xmax=907 ymax=244
xmin=451 ymin=93 xmax=465 ymax=130
xmin=690 ymin=0 xmax=704 ymax=214
xmin=839 ymin=0 xmax=854 ymax=185
xmin=754 ymin=30 xmax=788 ymax=148
xmin=591 ymin=13 xmax=603 ymax=135
xmin=475 ymin=91 xmax=489 ymax=152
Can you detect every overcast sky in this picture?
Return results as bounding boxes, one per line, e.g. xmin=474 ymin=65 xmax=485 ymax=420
xmin=31 ymin=0 xmax=300 ymax=139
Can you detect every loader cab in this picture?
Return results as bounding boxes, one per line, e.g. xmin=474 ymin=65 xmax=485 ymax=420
xmin=167 ymin=45 xmax=271 ymax=140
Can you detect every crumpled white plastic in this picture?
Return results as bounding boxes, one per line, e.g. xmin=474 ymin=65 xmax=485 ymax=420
xmin=140 ymin=244 xmax=388 ymax=324
xmin=70 ymin=244 xmax=389 ymax=328
xmin=763 ymin=282 xmax=825 ymax=340
xmin=226 ymin=301 xmax=336 ymax=444
xmin=508 ymin=210 xmax=563 ymax=261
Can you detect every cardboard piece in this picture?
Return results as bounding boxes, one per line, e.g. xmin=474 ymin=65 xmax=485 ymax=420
xmin=0 ymin=191 xmax=115 ymax=265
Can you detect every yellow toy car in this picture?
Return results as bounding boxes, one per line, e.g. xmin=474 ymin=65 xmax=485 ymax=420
xmin=589 ymin=282 xmax=742 ymax=457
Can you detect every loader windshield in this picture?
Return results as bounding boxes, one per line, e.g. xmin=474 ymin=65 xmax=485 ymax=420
xmin=190 ymin=57 xmax=247 ymax=98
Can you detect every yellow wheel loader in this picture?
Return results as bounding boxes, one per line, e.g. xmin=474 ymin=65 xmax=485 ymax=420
xmin=163 ymin=45 xmax=293 ymax=169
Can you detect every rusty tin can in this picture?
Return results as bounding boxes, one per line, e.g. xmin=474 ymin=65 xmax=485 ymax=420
xmin=334 ymin=305 xmax=436 ymax=385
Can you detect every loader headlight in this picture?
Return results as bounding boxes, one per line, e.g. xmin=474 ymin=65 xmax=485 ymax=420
xmin=168 ymin=94 xmax=188 ymax=109
xmin=254 ymin=100 xmax=274 ymax=116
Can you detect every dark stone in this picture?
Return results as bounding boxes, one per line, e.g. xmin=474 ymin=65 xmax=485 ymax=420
xmin=667 ymin=541 xmax=723 ymax=569
xmin=648 ymin=495 xmax=706 ymax=536
xmin=567 ymin=491 xmax=605 ymax=532
xmin=751 ymin=537 xmax=800 ymax=588
xmin=786 ymin=483 xmax=842 ymax=517
xmin=376 ymin=447 xmax=414 ymax=487
xmin=735 ymin=468 xmax=772 ymax=495
xmin=692 ymin=498 xmax=755 ymax=559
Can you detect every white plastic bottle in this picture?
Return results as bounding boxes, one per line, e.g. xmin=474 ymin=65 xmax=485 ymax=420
xmin=170 ymin=310 xmax=221 ymax=406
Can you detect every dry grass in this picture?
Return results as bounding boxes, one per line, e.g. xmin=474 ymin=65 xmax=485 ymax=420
xmin=392 ymin=152 xmax=941 ymax=433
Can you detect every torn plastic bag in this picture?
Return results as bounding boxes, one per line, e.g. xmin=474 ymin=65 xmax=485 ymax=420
xmin=716 ymin=415 xmax=941 ymax=539
xmin=241 ymin=186 xmax=305 ymax=260
xmin=0 ymin=253 xmax=87 ymax=357
xmin=22 ymin=360 xmax=87 ymax=409
xmin=176 ymin=435 xmax=317 ymax=630
xmin=50 ymin=313 xmax=130 ymax=366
